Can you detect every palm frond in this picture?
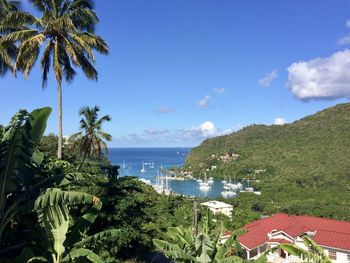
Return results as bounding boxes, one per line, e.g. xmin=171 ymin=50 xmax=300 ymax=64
xmin=0 ymin=29 xmax=38 ymax=43
xmin=74 ymin=32 xmax=109 ymax=54
xmin=53 ymin=37 xmax=63 ymax=85
xmin=40 ymin=41 xmax=53 ymax=87
xmin=69 ymin=32 xmax=95 ymax=62
xmin=74 ymin=49 xmax=98 ymax=80
xmin=0 ymin=11 xmax=41 ymax=29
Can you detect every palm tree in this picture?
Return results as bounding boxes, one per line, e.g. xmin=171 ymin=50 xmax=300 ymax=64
xmin=0 ymin=0 xmax=109 ymax=159
xmin=69 ymin=106 xmax=112 ymax=170
xmin=0 ymin=0 xmax=17 ymax=76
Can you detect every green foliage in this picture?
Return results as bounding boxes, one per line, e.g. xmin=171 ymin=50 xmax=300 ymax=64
xmin=279 ymin=236 xmax=331 ymax=263
xmin=68 ymin=105 xmax=112 ymax=170
xmin=0 ymin=0 xmax=18 ymax=76
xmin=0 ymin=0 xmax=109 ymax=158
xmin=185 ymin=103 xmax=350 ymax=220
xmin=154 ymin=226 xmax=262 ymax=263
xmin=0 ymin=107 xmax=51 ymax=244
xmin=32 ymin=188 xmax=121 ymax=263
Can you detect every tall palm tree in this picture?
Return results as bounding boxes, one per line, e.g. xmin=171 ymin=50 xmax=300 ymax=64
xmin=69 ymin=106 xmax=112 ymax=170
xmin=0 ymin=0 xmax=17 ymax=76
xmin=0 ymin=0 xmax=109 ymax=158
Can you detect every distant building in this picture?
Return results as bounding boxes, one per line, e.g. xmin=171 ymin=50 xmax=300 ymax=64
xmin=221 ymin=213 xmax=350 ymax=262
xmin=201 ymin=201 xmax=233 ymax=217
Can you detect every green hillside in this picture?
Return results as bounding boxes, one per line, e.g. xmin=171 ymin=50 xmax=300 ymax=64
xmin=185 ymin=103 xmax=350 ymax=220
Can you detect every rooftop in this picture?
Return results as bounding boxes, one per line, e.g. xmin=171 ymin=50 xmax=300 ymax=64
xmin=201 ymin=200 xmax=233 ymax=209
xmin=224 ymin=213 xmax=350 ymax=251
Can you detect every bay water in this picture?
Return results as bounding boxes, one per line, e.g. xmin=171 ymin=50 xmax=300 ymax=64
xmin=108 ymin=147 xmax=225 ymax=197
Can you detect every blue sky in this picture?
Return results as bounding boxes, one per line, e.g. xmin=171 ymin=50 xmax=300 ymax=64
xmin=1 ymin=0 xmax=350 ymax=147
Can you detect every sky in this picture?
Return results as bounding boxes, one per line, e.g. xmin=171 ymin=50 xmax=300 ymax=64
xmin=1 ymin=0 xmax=350 ymax=147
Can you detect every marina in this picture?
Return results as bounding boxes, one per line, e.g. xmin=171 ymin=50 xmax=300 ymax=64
xmin=109 ymin=148 xmax=260 ymax=198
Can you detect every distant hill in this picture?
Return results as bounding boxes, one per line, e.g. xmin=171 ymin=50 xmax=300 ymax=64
xmin=185 ymin=103 xmax=350 ymax=220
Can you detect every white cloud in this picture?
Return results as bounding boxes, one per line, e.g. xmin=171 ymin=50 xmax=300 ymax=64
xmin=338 ymin=35 xmax=350 ymax=45
xmin=154 ymin=107 xmax=175 ymax=113
xmin=198 ymin=121 xmax=217 ymax=136
xmin=274 ymin=118 xmax=287 ymax=125
xmin=287 ymin=49 xmax=350 ymax=100
xmin=337 ymin=19 xmax=350 ymax=45
xmin=259 ymin=69 xmax=278 ymax=87
xmin=214 ymin=88 xmax=225 ymax=94
xmin=115 ymin=121 xmax=238 ymax=146
xmin=197 ymin=95 xmax=211 ymax=108
xmin=144 ymin=129 xmax=170 ymax=136
xmin=346 ymin=20 xmax=350 ymax=28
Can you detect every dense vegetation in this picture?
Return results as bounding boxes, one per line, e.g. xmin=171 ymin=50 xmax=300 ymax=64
xmin=185 ymin=103 xmax=350 ymax=220
xmin=1 ymin=1 xmax=348 ymax=262
xmin=0 ymin=106 xmax=198 ymax=262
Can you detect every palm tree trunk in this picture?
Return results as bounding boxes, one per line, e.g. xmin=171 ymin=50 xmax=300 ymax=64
xmin=78 ymin=149 xmax=89 ymax=171
xmin=57 ymin=82 xmax=63 ymax=159
xmin=78 ymin=141 xmax=91 ymax=171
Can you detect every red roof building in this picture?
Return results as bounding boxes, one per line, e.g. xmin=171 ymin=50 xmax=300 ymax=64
xmin=222 ymin=213 xmax=350 ymax=262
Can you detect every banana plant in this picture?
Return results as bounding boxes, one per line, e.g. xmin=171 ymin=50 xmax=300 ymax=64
xmin=279 ymin=236 xmax=332 ymax=263
xmin=0 ymin=107 xmax=89 ymax=253
xmin=0 ymin=107 xmax=51 ymax=245
xmin=153 ymin=226 xmax=254 ymax=263
xmin=28 ymin=188 xmax=122 ymax=263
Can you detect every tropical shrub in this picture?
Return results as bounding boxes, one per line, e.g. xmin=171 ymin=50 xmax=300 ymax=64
xmin=23 ymin=188 xmax=122 ymax=263
xmin=279 ymin=236 xmax=332 ymax=263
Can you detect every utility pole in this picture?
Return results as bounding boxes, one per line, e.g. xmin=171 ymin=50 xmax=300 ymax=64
xmin=193 ymin=200 xmax=198 ymax=237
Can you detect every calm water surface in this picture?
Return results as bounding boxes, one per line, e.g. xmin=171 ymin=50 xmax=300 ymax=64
xmin=108 ymin=147 xmax=225 ymax=197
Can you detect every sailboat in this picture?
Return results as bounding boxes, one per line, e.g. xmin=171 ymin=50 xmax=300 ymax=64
xmin=228 ymin=175 xmax=239 ymax=190
xmin=199 ymin=172 xmax=211 ymax=191
xmin=221 ymin=173 xmax=227 ymax=184
xmin=122 ymin=160 xmax=126 ymax=170
xmin=221 ymin=190 xmax=236 ymax=198
xmin=245 ymin=179 xmax=254 ymax=192
xmin=140 ymin=161 xmax=146 ymax=173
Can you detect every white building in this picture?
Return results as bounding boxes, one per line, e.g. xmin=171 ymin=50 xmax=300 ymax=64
xmin=221 ymin=213 xmax=350 ymax=262
xmin=201 ymin=201 xmax=233 ymax=217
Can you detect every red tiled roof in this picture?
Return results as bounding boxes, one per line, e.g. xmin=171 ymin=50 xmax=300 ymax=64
xmin=227 ymin=213 xmax=350 ymax=251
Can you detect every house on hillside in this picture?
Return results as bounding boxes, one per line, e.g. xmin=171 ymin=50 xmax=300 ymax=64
xmin=201 ymin=201 xmax=233 ymax=217
xmin=221 ymin=213 xmax=350 ymax=263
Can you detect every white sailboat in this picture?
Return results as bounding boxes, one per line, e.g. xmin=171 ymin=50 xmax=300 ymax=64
xmin=207 ymin=177 xmax=214 ymax=184
xmin=122 ymin=160 xmax=126 ymax=170
xmin=140 ymin=161 xmax=146 ymax=173
xmin=228 ymin=175 xmax=239 ymax=190
xmin=221 ymin=190 xmax=236 ymax=198
xmin=153 ymin=169 xmax=171 ymax=195
xmin=223 ymin=185 xmax=231 ymax=190
xmin=245 ymin=179 xmax=254 ymax=192
xmin=199 ymin=172 xmax=211 ymax=191
xmin=221 ymin=173 xmax=227 ymax=184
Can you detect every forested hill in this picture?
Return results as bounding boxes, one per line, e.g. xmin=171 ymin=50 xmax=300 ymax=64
xmin=185 ymin=103 xmax=350 ymax=219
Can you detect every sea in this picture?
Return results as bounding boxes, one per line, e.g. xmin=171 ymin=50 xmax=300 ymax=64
xmin=108 ymin=147 xmax=225 ymax=198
